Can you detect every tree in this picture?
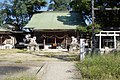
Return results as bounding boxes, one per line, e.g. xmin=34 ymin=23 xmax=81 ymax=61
xmin=70 ymin=0 xmax=91 ymax=15
xmin=73 ymin=0 xmax=119 ymax=54
xmin=77 ymin=23 xmax=101 ymax=38
xmin=25 ymin=0 xmax=47 ymax=18
xmin=0 ymin=0 xmax=12 ymax=26
xmin=48 ymin=0 xmax=70 ymax=11
xmin=0 ymin=8 xmax=3 ymax=26
xmin=77 ymin=23 xmax=101 ymax=51
xmin=0 ymin=0 xmax=47 ymax=30
xmin=71 ymin=0 xmax=120 ymax=30
xmin=95 ymin=1 xmax=120 ymax=29
xmin=11 ymin=0 xmax=28 ymax=30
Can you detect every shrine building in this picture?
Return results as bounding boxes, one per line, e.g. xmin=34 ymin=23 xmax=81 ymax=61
xmin=24 ymin=11 xmax=86 ymax=49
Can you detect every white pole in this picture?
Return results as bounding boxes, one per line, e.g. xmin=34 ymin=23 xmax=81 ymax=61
xmin=114 ymin=32 xmax=116 ymax=49
xmin=99 ymin=32 xmax=101 ymax=50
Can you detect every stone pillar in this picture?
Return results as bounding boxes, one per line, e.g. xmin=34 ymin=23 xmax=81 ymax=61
xmin=80 ymin=39 xmax=85 ymax=61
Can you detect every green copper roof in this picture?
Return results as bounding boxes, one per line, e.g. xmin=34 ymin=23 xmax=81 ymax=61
xmin=0 ymin=28 xmax=10 ymax=31
xmin=0 ymin=28 xmax=11 ymax=34
xmin=25 ymin=11 xmax=86 ymax=30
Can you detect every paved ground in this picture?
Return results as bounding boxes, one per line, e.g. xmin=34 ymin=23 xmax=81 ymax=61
xmin=39 ymin=62 xmax=80 ymax=80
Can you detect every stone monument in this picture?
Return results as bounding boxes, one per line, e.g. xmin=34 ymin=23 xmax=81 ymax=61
xmin=25 ymin=34 xmax=39 ymax=51
xmin=69 ymin=36 xmax=78 ymax=52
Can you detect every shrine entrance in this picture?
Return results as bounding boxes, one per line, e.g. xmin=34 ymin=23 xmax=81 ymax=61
xmin=102 ymin=36 xmax=114 ymax=48
xmin=96 ymin=31 xmax=120 ymax=51
xmin=33 ymin=30 xmax=76 ymax=49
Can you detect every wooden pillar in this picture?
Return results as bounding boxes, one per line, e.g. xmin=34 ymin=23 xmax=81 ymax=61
xmin=99 ymin=32 xmax=101 ymax=50
xmin=11 ymin=36 xmax=14 ymax=47
xmin=43 ymin=38 xmax=46 ymax=49
xmin=55 ymin=37 xmax=56 ymax=44
xmin=65 ymin=37 xmax=68 ymax=49
xmin=0 ymin=36 xmax=2 ymax=44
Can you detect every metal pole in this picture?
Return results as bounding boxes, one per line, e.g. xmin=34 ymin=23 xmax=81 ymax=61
xmin=92 ymin=0 xmax=95 ymax=53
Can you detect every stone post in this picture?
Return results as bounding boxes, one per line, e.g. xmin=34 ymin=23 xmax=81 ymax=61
xmin=80 ymin=39 xmax=85 ymax=61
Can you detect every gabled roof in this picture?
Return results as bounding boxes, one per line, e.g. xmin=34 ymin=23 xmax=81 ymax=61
xmin=0 ymin=28 xmax=8 ymax=31
xmin=25 ymin=11 xmax=86 ymax=30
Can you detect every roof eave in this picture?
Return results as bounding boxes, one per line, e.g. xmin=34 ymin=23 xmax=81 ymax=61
xmin=33 ymin=29 xmax=76 ymax=32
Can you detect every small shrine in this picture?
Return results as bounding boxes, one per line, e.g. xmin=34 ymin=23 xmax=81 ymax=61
xmin=0 ymin=28 xmax=17 ymax=49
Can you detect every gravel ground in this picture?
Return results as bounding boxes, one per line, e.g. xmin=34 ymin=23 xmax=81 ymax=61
xmin=40 ymin=62 xmax=81 ymax=80
xmin=0 ymin=53 xmax=45 ymax=80
xmin=0 ymin=52 xmax=81 ymax=80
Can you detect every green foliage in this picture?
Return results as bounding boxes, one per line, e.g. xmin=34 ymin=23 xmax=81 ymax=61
xmin=70 ymin=0 xmax=91 ymax=14
xmin=76 ymin=52 xmax=120 ymax=80
xmin=94 ymin=0 xmax=120 ymax=28
xmin=95 ymin=10 xmax=120 ymax=28
xmin=77 ymin=26 xmax=87 ymax=33
xmin=48 ymin=0 xmax=70 ymax=11
xmin=77 ymin=23 xmax=101 ymax=35
xmin=95 ymin=0 xmax=120 ymax=8
xmin=87 ymin=23 xmax=101 ymax=33
xmin=0 ymin=0 xmax=47 ymax=30
xmin=0 ymin=10 xmax=3 ymax=26
xmin=71 ymin=0 xmax=120 ymax=30
xmin=26 ymin=0 xmax=47 ymax=13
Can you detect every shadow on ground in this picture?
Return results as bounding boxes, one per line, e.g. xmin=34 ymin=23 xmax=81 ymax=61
xmin=0 ymin=66 xmax=29 ymax=75
xmin=34 ymin=53 xmax=80 ymax=61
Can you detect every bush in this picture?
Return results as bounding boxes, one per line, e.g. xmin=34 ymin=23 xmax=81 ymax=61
xmin=76 ymin=52 xmax=120 ymax=80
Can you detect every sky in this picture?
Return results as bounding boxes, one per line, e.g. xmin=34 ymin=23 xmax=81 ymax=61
xmin=0 ymin=0 xmax=3 ymax=2
xmin=0 ymin=0 xmax=50 ymax=11
xmin=41 ymin=0 xmax=50 ymax=11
